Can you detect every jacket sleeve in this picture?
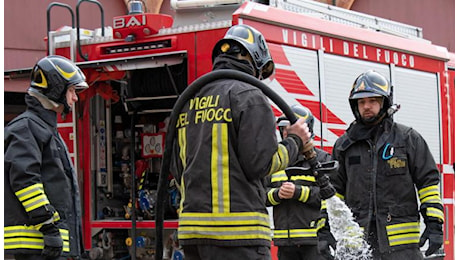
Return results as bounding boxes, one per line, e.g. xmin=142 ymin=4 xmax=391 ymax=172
xmin=407 ymin=128 xmax=444 ymax=222
xmin=331 ymin=138 xmax=347 ymax=200
xmin=234 ymin=88 xmax=300 ymax=181
xmin=265 ymin=174 xmax=282 ymax=207
xmin=5 ymin=119 xmax=58 ymax=225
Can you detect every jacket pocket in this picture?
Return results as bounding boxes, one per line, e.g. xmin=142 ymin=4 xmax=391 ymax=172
xmin=384 ymin=146 xmax=408 ymax=176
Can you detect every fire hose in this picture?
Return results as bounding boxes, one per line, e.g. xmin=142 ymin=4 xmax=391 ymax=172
xmin=154 ymin=69 xmax=302 ymax=260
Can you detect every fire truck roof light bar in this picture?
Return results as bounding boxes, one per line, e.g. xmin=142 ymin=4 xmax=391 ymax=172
xmin=170 ymin=0 xmax=244 ymax=9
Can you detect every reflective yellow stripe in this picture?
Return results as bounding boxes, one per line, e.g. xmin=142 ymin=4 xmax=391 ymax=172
xmin=23 ymin=195 xmax=50 ymax=212
xmin=271 ymin=171 xmax=288 ymax=182
xmin=298 ymin=186 xmax=310 ymax=203
xmin=269 ymin=144 xmax=288 ymax=175
xmin=15 ymin=183 xmax=44 ymax=201
xmin=178 ymin=212 xmax=271 ymax=241
xmin=4 ymin=225 xmax=70 ymax=252
xmin=427 ymin=207 xmax=445 ymax=222
xmin=53 ymin=211 xmax=61 ymax=222
xmin=179 ymin=226 xmax=271 ymax=240
xmin=321 ymin=200 xmax=327 ymax=210
xmin=273 ymin=228 xmax=317 ymax=238
xmin=178 ymin=127 xmax=187 ymax=169
xmin=336 ymin=193 xmax=345 ymax=200
xmin=180 ymin=212 xmax=270 ymax=225
xmin=291 ymin=175 xmax=316 ymax=182
xmin=388 ymin=233 xmax=420 ymax=246
xmin=267 ymin=188 xmax=279 ymax=205
xmin=15 ymin=183 xmax=50 ymax=212
xmin=386 ymin=222 xmax=419 ymax=235
xmin=386 ymin=222 xmax=420 ymax=247
xmin=211 ymin=123 xmax=230 ymax=213
xmin=317 ymin=218 xmax=326 ymax=229
xmin=419 ymin=185 xmax=439 ymax=199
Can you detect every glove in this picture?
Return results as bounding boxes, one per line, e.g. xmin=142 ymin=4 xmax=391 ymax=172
xmin=419 ymin=221 xmax=443 ymax=256
xmin=39 ymin=223 xmax=63 ymax=258
xmin=316 ymin=174 xmax=336 ymax=200
xmin=303 ymin=138 xmax=316 ymax=160
xmin=317 ymin=228 xmax=336 ymax=260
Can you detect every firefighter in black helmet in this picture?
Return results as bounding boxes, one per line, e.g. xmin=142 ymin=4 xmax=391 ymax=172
xmin=5 ymin=55 xmax=88 ymax=260
xmin=170 ymin=24 xmax=312 ymax=260
xmin=268 ymin=104 xmax=337 ymax=260
xmin=331 ymin=70 xmax=444 ymax=259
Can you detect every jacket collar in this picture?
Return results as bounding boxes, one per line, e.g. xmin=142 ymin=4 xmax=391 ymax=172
xmin=25 ymin=94 xmax=58 ymax=128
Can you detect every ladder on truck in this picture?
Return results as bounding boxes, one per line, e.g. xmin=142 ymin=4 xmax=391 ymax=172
xmin=270 ymin=0 xmax=424 ymax=40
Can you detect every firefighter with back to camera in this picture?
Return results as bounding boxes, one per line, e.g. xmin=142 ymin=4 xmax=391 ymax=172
xmin=331 ymin=70 xmax=444 ymax=260
xmin=5 ymin=55 xmax=88 ymax=260
xmin=169 ymin=24 xmax=313 ymax=260
xmin=266 ymin=104 xmax=337 ymax=260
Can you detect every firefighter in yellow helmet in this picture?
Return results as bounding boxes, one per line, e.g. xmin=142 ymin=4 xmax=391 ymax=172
xmin=170 ymin=24 xmax=312 ymax=260
xmin=331 ymin=70 xmax=444 ymax=259
xmin=5 ymin=55 xmax=88 ymax=260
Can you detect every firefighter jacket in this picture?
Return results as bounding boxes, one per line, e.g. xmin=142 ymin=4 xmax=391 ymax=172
xmin=266 ymin=148 xmax=332 ymax=246
xmin=4 ymin=95 xmax=84 ymax=257
xmin=331 ymin=117 xmax=444 ymax=253
xmin=170 ymin=55 xmax=302 ymax=247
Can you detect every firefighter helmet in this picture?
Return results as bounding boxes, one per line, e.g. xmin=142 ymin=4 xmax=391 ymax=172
xmin=277 ymin=104 xmax=315 ymax=138
xmin=349 ymin=70 xmax=393 ymax=123
xmin=212 ymin=24 xmax=274 ymax=79
xmin=30 ymin=55 xmax=88 ymax=112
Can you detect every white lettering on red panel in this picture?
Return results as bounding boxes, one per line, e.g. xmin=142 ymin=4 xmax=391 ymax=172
xmin=281 ymin=29 xmax=415 ymax=68
xmin=113 ymin=15 xmax=146 ymax=29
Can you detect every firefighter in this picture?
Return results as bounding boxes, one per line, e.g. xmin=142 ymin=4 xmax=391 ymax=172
xmin=331 ymin=70 xmax=444 ymax=259
xmin=5 ymin=55 xmax=88 ymax=260
xmin=170 ymin=24 xmax=312 ymax=260
xmin=266 ymin=104 xmax=337 ymax=260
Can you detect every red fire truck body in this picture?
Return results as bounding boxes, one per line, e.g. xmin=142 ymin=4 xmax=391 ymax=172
xmin=47 ymin=1 xmax=454 ymax=259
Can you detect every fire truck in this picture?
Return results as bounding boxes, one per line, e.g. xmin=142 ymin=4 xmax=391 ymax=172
xmin=32 ymin=0 xmax=455 ymax=259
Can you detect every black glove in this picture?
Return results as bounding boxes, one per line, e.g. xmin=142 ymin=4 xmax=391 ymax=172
xmin=39 ymin=223 xmax=63 ymax=258
xmin=316 ymin=174 xmax=336 ymax=200
xmin=419 ymin=221 xmax=443 ymax=256
xmin=317 ymin=228 xmax=336 ymax=260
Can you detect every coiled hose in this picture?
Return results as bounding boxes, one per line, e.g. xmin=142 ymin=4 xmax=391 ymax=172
xmin=154 ymin=69 xmax=297 ymax=260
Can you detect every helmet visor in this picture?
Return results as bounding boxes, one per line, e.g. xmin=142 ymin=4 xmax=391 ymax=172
xmin=349 ymin=91 xmax=382 ymax=100
xmin=73 ymin=80 xmax=89 ymax=91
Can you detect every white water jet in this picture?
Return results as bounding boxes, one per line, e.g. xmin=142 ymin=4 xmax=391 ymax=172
xmin=326 ymin=196 xmax=373 ymax=260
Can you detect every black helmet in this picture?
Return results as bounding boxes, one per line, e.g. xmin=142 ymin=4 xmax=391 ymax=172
xmin=277 ymin=104 xmax=315 ymax=138
xmin=30 ymin=55 xmax=88 ymax=112
xmin=349 ymin=70 xmax=393 ymax=123
xmin=212 ymin=24 xmax=274 ymax=79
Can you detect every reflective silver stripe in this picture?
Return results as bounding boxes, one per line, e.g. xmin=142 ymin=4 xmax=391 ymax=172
xmin=274 ymin=228 xmax=317 ymax=238
xmin=211 ymin=123 xmax=230 ymax=213
xmin=4 ymin=226 xmax=70 ymax=252
xmin=269 ymin=144 xmax=289 ymax=175
xmin=5 ymin=238 xmax=44 ymax=250
xmin=23 ymin=195 xmax=50 ymax=212
xmin=179 ymin=225 xmax=271 ymax=240
xmin=15 ymin=183 xmax=50 ymax=212
xmin=180 ymin=212 xmax=270 ymax=225
xmin=271 ymin=171 xmax=288 ymax=182
xmin=15 ymin=183 xmax=44 ymax=201
xmin=388 ymin=233 xmax=420 ymax=246
xmin=386 ymin=222 xmax=420 ymax=247
xmin=427 ymin=207 xmax=444 ymax=221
